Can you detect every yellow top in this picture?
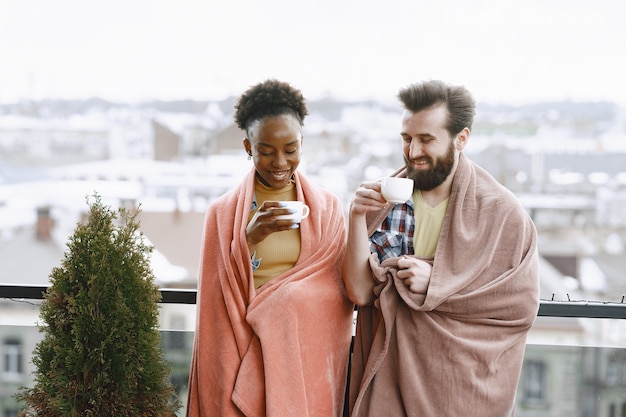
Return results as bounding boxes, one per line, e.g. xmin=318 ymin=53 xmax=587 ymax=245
xmin=248 ymin=178 xmax=301 ymax=288
xmin=412 ymin=190 xmax=449 ymax=257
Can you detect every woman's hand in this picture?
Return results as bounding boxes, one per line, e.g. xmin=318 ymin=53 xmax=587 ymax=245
xmin=396 ymin=256 xmax=431 ymax=294
xmin=246 ymin=201 xmax=300 ymax=250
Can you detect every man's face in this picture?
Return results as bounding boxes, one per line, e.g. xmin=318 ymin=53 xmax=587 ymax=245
xmin=401 ymin=105 xmax=457 ymax=191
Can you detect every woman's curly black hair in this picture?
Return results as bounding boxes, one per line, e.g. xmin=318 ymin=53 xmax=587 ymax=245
xmin=234 ymin=79 xmax=308 ymax=133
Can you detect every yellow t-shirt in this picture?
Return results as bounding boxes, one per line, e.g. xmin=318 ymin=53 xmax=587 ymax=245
xmin=248 ymin=178 xmax=301 ymax=288
xmin=412 ymin=190 xmax=449 ymax=258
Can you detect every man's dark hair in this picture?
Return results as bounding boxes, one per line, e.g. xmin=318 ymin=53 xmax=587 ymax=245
xmin=398 ymin=80 xmax=476 ymax=136
xmin=234 ymin=79 xmax=308 ymax=134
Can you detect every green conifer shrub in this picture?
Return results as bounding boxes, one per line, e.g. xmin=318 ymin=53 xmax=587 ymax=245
xmin=16 ymin=194 xmax=181 ymax=417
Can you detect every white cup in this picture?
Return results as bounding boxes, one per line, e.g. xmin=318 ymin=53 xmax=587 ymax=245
xmin=381 ymin=177 xmax=414 ymax=204
xmin=275 ymin=201 xmax=310 ymax=222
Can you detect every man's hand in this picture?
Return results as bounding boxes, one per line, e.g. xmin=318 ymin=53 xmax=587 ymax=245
xmin=396 ymin=256 xmax=432 ymax=294
xmin=350 ymin=180 xmax=388 ymax=216
xmin=343 ymin=180 xmax=390 ymax=306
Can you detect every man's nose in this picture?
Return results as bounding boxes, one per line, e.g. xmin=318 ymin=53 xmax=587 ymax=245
xmin=409 ymin=139 xmax=423 ymax=159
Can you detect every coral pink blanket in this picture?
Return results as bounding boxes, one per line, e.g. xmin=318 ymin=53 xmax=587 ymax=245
xmin=349 ymin=154 xmax=540 ymax=417
xmin=187 ymin=168 xmax=354 ymax=417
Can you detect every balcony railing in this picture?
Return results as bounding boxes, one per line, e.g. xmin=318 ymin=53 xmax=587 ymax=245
xmin=2 ymin=284 xmax=626 ymax=318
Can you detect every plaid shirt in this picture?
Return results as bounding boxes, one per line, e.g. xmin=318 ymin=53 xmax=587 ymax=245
xmin=369 ymin=200 xmax=415 ymax=262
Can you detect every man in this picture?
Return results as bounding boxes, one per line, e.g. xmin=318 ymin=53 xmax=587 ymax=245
xmin=343 ymin=80 xmax=539 ymax=416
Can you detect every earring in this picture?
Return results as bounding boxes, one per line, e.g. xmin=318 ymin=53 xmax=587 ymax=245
xmin=247 ymin=154 xmax=251 ymax=160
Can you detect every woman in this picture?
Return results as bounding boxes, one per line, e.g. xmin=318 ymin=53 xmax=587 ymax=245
xmin=186 ymin=79 xmax=354 ymax=417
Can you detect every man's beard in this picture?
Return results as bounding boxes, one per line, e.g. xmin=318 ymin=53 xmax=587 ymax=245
xmin=404 ymin=142 xmax=456 ymax=191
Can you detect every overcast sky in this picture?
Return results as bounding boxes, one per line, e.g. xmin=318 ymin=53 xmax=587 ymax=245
xmin=2 ymin=0 xmax=625 ymax=105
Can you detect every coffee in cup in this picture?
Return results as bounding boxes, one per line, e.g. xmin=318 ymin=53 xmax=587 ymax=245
xmin=381 ymin=177 xmax=414 ymax=204
xmin=275 ymin=201 xmax=310 ymax=222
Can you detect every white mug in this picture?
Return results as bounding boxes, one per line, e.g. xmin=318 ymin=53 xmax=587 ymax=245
xmin=381 ymin=177 xmax=414 ymax=204
xmin=275 ymin=201 xmax=310 ymax=222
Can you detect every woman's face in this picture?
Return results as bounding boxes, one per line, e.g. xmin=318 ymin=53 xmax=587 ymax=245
xmin=244 ymin=114 xmax=303 ymax=189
